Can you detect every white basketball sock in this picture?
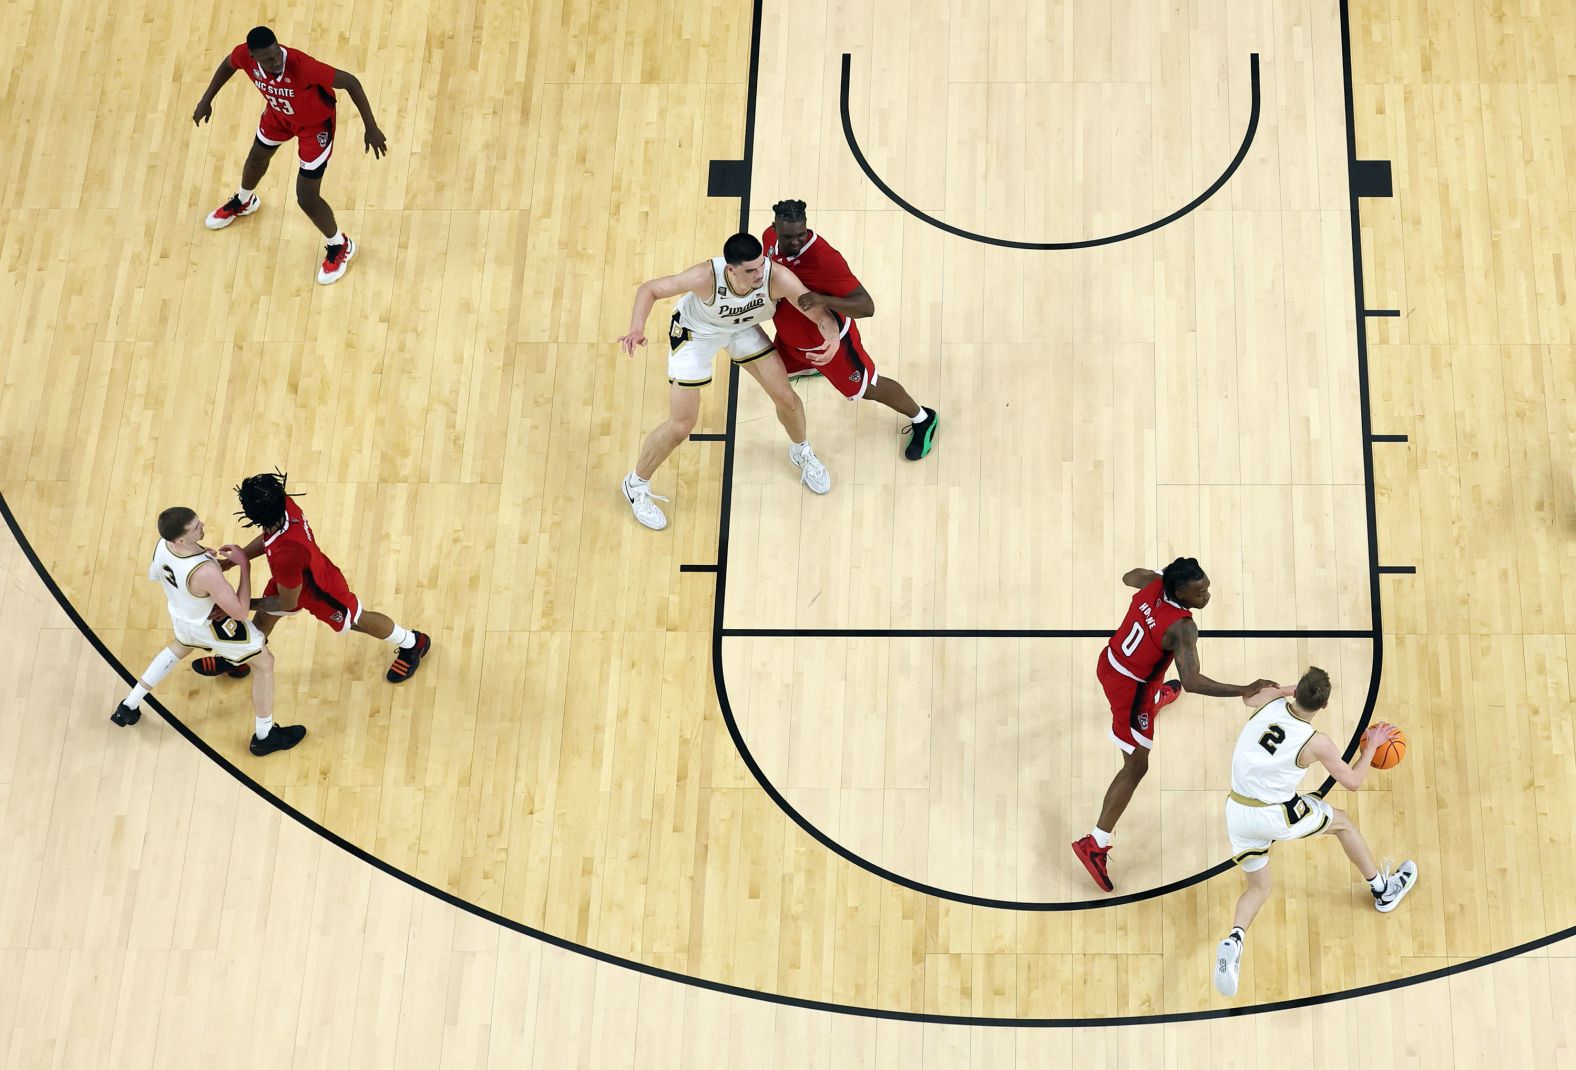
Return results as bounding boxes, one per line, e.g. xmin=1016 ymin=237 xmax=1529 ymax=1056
xmin=124 ymin=648 xmax=181 ymax=709
xmin=1091 ymin=827 xmax=1112 ymax=848
xmin=1367 ymin=872 xmax=1386 ymax=893
xmin=910 ymin=407 xmax=928 ymax=423
xmin=328 ymin=229 xmax=345 ymax=246
xmin=238 ymin=187 xmax=256 ymax=204
xmin=385 ymin=624 xmax=415 ymax=649
xmin=255 ymin=715 xmax=274 ymax=740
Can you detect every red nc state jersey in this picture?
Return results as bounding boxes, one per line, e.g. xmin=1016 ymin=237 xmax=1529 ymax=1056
xmin=1105 ymin=579 xmax=1193 ymax=683
xmin=228 ymin=43 xmax=338 ymax=132
xmin=761 ymin=226 xmax=860 ymax=354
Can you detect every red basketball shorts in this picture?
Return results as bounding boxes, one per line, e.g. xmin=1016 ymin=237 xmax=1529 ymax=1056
xmin=775 ymin=319 xmax=877 ymax=400
xmin=1096 ymin=649 xmax=1172 ymax=753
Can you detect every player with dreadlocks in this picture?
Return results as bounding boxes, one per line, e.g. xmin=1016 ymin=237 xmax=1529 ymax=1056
xmin=205 ymin=471 xmax=431 ymax=683
xmin=762 ymin=199 xmax=939 ymax=459
xmin=1071 ymin=557 xmax=1280 ymax=892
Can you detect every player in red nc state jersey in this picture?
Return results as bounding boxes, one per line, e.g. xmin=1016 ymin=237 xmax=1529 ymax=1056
xmin=203 ymin=471 xmax=431 ymax=685
xmin=192 ymin=26 xmax=387 ymax=284
xmin=1071 ymin=558 xmax=1279 ymax=892
xmin=762 ymin=200 xmax=939 ymax=459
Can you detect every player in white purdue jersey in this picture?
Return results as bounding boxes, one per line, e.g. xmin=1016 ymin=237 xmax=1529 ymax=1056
xmin=617 ymin=232 xmax=844 ymax=530
xmin=110 ymin=506 xmax=307 ymax=757
xmin=1211 ymin=666 xmax=1417 ymax=997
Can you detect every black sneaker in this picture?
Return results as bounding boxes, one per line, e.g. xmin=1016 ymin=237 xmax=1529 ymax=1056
xmin=386 ymin=631 xmax=431 ymax=683
xmin=110 ymin=702 xmax=142 ymax=727
xmin=902 ymin=408 xmax=939 ymax=460
xmin=193 ymin=655 xmax=250 ymax=678
xmin=249 ymin=723 xmax=307 ymax=756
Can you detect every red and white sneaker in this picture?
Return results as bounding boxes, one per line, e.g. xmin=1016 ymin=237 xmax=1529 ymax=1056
xmin=317 ymin=235 xmax=356 ymax=284
xmin=1072 ymin=834 xmax=1114 ymax=892
xmin=1152 ymin=678 xmax=1183 ymax=713
xmin=205 ymin=193 xmax=260 ymax=230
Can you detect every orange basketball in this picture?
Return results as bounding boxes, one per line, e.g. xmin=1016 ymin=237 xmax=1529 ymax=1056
xmin=1364 ymin=725 xmax=1407 ymax=770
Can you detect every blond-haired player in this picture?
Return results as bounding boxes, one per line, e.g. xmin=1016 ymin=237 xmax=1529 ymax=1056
xmin=110 ymin=506 xmax=307 ymax=756
xmin=1213 ymin=666 xmax=1417 ymax=997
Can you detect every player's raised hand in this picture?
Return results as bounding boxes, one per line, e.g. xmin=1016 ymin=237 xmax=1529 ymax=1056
xmin=1244 ymin=678 xmax=1279 ymax=696
xmin=192 ymin=98 xmax=214 ymax=126
xmin=618 ymin=330 xmax=647 ymax=356
xmin=218 ymin=544 xmax=248 ymax=567
xmin=796 ymin=291 xmax=828 ymax=313
xmin=365 ymin=125 xmax=388 ymax=158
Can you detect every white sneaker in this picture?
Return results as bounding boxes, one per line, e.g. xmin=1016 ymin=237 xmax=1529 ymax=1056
xmin=1373 ymin=859 xmax=1418 ymax=913
xmin=621 ymin=474 xmax=669 ymax=530
xmin=205 ymin=193 xmax=260 ymax=230
xmin=1213 ymin=934 xmax=1242 ymax=996
xmin=789 ymin=443 xmax=831 ymax=494
xmin=317 ymin=236 xmax=356 ymax=285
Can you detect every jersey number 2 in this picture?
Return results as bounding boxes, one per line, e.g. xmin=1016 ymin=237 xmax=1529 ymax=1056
xmin=1258 ymin=724 xmax=1287 ymax=754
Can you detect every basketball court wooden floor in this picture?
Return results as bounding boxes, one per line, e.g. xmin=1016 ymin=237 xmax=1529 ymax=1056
xmin=1 ymin=0 xmax=1574 ymax=1062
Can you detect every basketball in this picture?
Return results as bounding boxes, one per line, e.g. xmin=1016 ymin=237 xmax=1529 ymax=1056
xmin=1364 ymin=725 xmax=1408 ymax=770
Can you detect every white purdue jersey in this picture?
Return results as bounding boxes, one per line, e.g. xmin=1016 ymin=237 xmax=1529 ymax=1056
xmin=149 ymin=540 xmax=218 ymax=629
xmin=674 ymin=257 xmax=775 ymax=335
xmin=1230 ymin=698 xmax=1318 ymax=803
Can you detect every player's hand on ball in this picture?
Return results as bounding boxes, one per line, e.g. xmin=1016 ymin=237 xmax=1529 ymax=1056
xmin=1362 ymin=722 xmax=1399 ymax=750
xmin=618 ymin=331 xmax=647 ymax=356
xmin=192 ymin=99 xmax=213 ymax=126
xmin=796 ymin=291 xmax=828 ymax=313
xmin=365 ymin=126 xmax=388 ymax=158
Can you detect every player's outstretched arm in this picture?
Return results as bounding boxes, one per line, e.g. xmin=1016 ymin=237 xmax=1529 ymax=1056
xmin=619 ymin=263 xmax=712 ymax=355
xmin=1121 ymin=566 xmax=1161 ymax=589
xmin=192 ymin=56 xmax=239 ymax=125
xmin=190 ymin=556 xmax=250 ymax=622
xmin=797 ymin=284 xmax=875 ymax=319
xmin=1168 ymin=619 xmax=1277 ymax=698
xmin=1242 ymin=683 xmax=1297 ymax=708
xmin=1305 ymin=725 xmax=1394 ymax=791
xmin=770 ymin=265 xmax=839 ymax=362
xmin=331 ymin=70 xmax=386 ymax=157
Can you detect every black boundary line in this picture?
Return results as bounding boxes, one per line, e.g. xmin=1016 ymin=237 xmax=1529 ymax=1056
xmin=679 ymin=563 xmax=719 ymax=573
xmin=689 ymin=433 xmax=728 ymax=442
xmin=838 ymin=53 xmax=1260 ymax=250
xmin=1 ymin=0 xmax=1557 ymax=1029
xmin=723 ymin=628 xmax=1373 ymax=640
xmin=1370 ymin=434 xmax=1409 ymax=443
xmin=711 ymin=40 xmax=1386 ymax=909
xmin=1377 ymin=565 xmax=1418 ymax=575
xmin=5 ymin=493 xmax=1575 ymax=1030
xmin=1364 ymin=308 xmax=1401 ymax=317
